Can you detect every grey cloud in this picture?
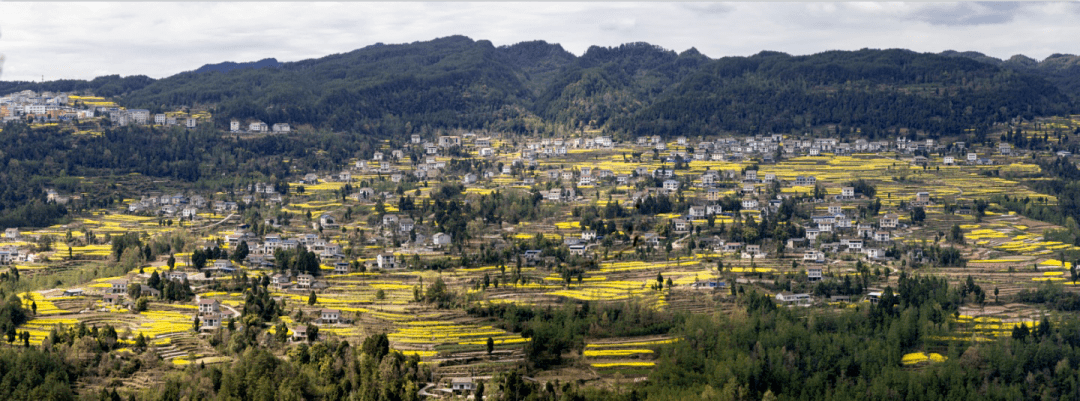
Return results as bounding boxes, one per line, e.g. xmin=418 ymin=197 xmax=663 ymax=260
xmin=599 ymin=18 xmax=638 ymax=32
xmin=909 ymin=2 xmax=1033 ymax=26
xmin=678 ymin=3 xmax=734 ymax=15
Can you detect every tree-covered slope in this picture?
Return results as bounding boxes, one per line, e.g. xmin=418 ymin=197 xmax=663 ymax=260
xmin=0 ymin=75 xmax=154 ymax=98
xmin=191 ymin=58 xmax=281 ymax=74
xmin=495 ymin=40 xmax=576 ymax=96
xmin=614 ymin=49 xmax=1072 ymax=137
xmin=532 ymin=43 xmax=709 ymax=128
xmin=941 ymin=51 xmax=1080 ymax=102
xmin=3 ymin=37 xmax=1076 ymax=136
xmin=121 ymin=36 xmax=534 ymax=132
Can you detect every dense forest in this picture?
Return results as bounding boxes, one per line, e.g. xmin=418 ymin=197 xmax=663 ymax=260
xmin=3 ymin=36 xmax=1077 ymax=138
xmin=615 ymin=49 xmax=1071 ymax=136
xmin=0 ymin=121 xmax=386 ymax=229
xmin=941 ymin=50 xmax=1080 ymax=102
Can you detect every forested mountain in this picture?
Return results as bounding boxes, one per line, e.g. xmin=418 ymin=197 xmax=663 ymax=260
xmin=191 ymin=58 xmax=281 ymax=74
xmin=119 ymin=36 xmax=535 ymax=132
xmin=615 ymin=49 xmax=1072 ymax=137
xmin=533 ymin=43 xmax=710 ymax=128
xmin=496 ymin=40 xmax=576 ymax=95
xmin=4 ymin=36 xmax=1079 ymax=137
xmin=940 ymin=50 xmax=1080 ymax=102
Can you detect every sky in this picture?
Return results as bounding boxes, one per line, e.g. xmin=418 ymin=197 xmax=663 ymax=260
xmin=1 ymin=2 xmax=1079 ymax=82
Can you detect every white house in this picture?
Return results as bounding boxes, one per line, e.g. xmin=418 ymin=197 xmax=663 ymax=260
xmin=433 ymin=233 xmax=452 ymax=248
xmin=399 ymin=218 xmax=415 ymax=233
xmin=109 ymin=280 xmax=128 ymax=295
xmin=321 ymin=309 xmax=340 ymax=324
xmin=689 ymin=206 xmax=706 ymax=218
xmin=803 ymin=250 xmax=825 ymax=263
xmin=201 ymin=312 xmax=222 ymax=331
xmin=450 ymin=378 xmax=476 ymax=393
xmin=377 ymin=253 xmax=396 ymax=269
xmin=249 ymin=121 xmax=268 ymax=132
xmin=318 ymin=214 xmax=338 ymax=229
xmin=382 ymin=214 xmax=400 ymax=226
xmin=841 ymin=187 xmax=855 ymax=199
xmin=795 ymin=176 xmax=817 ymax=186
xmin=672 ymin=218 xmax=690 ymax=233
xmin=880 ymin=214 xmax=899 ymax=229
xmin=297 ymin=274 xmax=314 ymax=288
xmin=741 ymin=244 xmax=766 ymax=259
xmin=776 ymin=292 xmax=812 ymax=305
xmin=743 ymin=170 xmax=758 ymax=181
xmin=198 ymin=299 xmax=221 ymax=315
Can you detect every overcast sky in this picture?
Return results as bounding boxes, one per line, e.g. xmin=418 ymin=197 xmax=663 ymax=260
xmin=1 ymin=2 xmax=1079 ymax=82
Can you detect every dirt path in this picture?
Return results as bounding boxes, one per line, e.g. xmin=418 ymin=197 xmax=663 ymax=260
xmin=190 ymin=213 xmax=237 ymax=231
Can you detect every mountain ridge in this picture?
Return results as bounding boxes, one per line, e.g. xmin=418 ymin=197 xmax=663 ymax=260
xmin=191 ymin=58 xmax=281 ymax=74
xmin=2 ymin=36 xmax=1077 ymax=137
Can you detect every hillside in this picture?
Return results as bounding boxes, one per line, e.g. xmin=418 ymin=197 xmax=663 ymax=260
xmin=3 ymin=37 xmax=1078 ymax=136
xmin=0 ymin=75 xmax=154 ymax=98
xmin=532 ymin=43 xmax=710 ymax=128
xmin=616 ymin=49 xmax=1072 ymax=136
xmin=191 ymin=58 xmax=281 ymax=74
xmin=941 ymin=50 xmax=1080 ymax=102
xmin=119 ymin=36 xmax=534 ymax=132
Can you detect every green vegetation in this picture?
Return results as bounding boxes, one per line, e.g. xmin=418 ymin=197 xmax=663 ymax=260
xmin=5 ymin=37 xmax=1080 ymax=400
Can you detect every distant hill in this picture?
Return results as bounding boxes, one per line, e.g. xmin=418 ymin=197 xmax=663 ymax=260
xmin=615 ymin=48 xmax=1072 ymax=137
xmin=191 ymin=58 xmax=281 ymax=74
xmin=3 ymin=36 xmax=1077 ymax=137
xmin=940 ymin=51 xmax=1080 ymax=101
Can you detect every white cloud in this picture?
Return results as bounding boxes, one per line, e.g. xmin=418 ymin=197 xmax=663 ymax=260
xmin=0 ymin=2 xmax=1075 ymax=82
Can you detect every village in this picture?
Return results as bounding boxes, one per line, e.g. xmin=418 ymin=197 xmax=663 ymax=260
xmin=3 ymin=93 xmax=1080 ymax=395
xmin=0 ymin=89 xmax=211 ymax=130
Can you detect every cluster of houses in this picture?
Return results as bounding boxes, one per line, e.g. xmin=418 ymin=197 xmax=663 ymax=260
xmin=0 ymin=228 xmax=37 ymax=265
xmin=89 ymin=271 xmax=344 ymax=336
xmin=0 ymin=90 xmax=95 ymax=123
xmin=230 ymin=120 xmax=291 ymax=133
xmin=521 ymin=135 xmax=615 ymax=159
xmin=198 ymin=298 xmax=341 ymax=336
xmin=0 ymin=90 xmax=209 ymax=127
xmin=127 ymin=185 xmax=286 ymax=216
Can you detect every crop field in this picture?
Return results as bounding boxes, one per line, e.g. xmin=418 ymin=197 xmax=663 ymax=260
xmin=11 ymin=120 xmax=1080 ymax=399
